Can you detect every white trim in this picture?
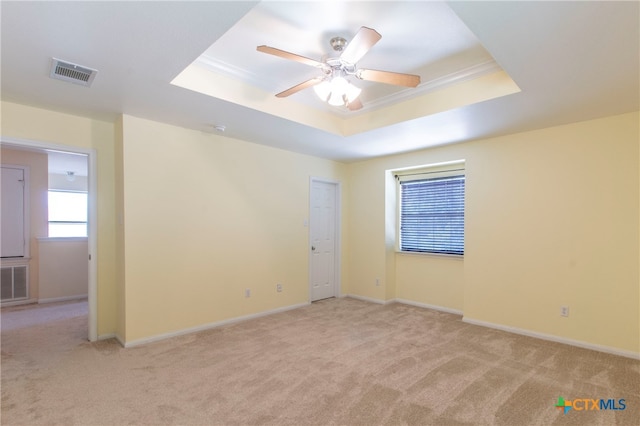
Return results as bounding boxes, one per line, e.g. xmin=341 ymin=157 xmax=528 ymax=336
xmin=309 ymin=177 xmax=342 ymax=302
xmin=346 ymin=294 xmax=393 ymax=305
xmin=1 ymin=298 xmax=37 ymax=307
xmin=97 ymin=333 xmax=117 ymax=341
xmin=463 ymin=317 xmax=640 ymax=360
xmin=394 ymin=298 xmax=463 ymax=316
xmin=114 ymin=334 xmax=126 ymax=347
xmin=38 ymin=294 xmax=87 ymax=304
xmin=196 ymin=55 xmax=501 ymax=116
xmin=364 ymin=60 xmax=502 ymax=111
xmin=97 ymin=333 xmax=125 ymax=347
xmin=0 ymin=257 xmax=31 ymax=266
xmin=97 ymin=333 xmax=116 ymax=340
xmin=395 ymin=251 xmax=464 ymax=260
xmin=37 ymin=237 xmax=88 ymax=243
xmin=87 ymin=148 xmax=98 ymax=342
xmin=123 ymin=302 xmax=310 ymax=348
xmin=195 ymin=56 xmax=264 ymax=90
xmin=1 ymin=136 xmax=98 ymax=342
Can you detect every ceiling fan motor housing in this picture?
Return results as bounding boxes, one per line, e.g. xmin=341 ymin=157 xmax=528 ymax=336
xmin=330 ymin=36 xmax=347 ymax=52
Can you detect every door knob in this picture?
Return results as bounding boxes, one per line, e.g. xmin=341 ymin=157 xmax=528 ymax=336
xmin=311 ymin=246 xmax=316 ymax=251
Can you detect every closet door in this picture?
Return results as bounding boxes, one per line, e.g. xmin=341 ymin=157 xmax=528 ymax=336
xmin=1 ymin=166 xmax=25 ymax=257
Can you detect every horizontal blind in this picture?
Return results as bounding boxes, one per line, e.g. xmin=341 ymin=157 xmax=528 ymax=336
xmin=400 ymin=175 xmax=465 ymax=255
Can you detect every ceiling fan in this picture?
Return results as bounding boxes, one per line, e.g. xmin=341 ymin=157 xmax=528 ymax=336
xmin=257 ymin=26 xmax=421 ymax=111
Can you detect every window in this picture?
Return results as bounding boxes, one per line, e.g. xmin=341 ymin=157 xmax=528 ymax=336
xmin=48 ymin=190 xmax=87 ymax=238
xmin=398 ymin=172 xmax=465 ymax=255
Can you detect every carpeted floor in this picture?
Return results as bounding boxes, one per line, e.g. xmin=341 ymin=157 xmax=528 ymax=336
xmin=1 ymin=297 xmax=638 ymax=425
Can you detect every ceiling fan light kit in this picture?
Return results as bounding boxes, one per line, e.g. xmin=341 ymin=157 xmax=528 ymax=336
xmin=313 ymin=75 xmax=362 ymax=107
xmin=257 ymin=26 xmax=420 ymax=111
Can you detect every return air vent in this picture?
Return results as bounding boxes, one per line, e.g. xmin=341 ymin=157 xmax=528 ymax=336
xmin=50 ymin=58 xmax=98 ymax=87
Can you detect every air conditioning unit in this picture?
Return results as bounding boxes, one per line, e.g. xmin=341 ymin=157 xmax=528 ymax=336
xmin=1 ymin=264 xmax=28 ymax=302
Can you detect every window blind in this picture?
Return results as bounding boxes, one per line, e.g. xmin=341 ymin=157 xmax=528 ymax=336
xmin=399 ymin=175 xmax=465 ymax=255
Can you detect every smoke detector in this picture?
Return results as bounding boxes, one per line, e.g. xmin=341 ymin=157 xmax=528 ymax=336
xmin=50 ymin=58 xmax=98 ymax=87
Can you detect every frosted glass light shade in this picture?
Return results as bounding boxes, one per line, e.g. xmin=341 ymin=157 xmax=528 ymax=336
xmin=331 ymin=76 xmax=348 ymax=94
xmin=313 ymin=81 xmax=331 ymax=101
xmin=328 ymin=92 xmax=344 ymax=106
xmin=314 ymin=76 xmax=361 ymax=107
xmin=345 ymin=83 xmax=362 ymax=103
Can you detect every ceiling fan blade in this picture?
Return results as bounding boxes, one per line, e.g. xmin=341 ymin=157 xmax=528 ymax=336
xmin=357 ymin=69 xmax=421 ymax=87
xmin=347 ymin=98 xmax=363 ymax=111
xmin=340 ymin=26 xmax=381 ymax=65
xmin=275 ymin=77 xmax=323 ymax=98
xmin=257 ymin=45 xmax=325 ymax=68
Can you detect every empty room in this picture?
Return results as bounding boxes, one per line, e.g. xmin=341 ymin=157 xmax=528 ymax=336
xmin=1 ymin=1 xmax=638 ymax=425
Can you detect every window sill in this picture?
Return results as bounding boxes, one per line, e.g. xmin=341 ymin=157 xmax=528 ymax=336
xmin=396 ymin=250 xmax=464 ymax=260
xmin=0 ymin=257 xmax=31 ymax=266
xmin=37 ymin=237 xmax=88 ymax=243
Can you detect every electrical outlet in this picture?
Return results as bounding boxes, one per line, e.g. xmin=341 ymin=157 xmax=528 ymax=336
xmin=245 ymin=288 xmax=251 ymax=298
xmin=560 ymin=305 xmax=569 ymax=317
xmin=277 ymin=283 xmax=283 ymax=292
xmin=375 ymin=278 xmax=381 ymax=286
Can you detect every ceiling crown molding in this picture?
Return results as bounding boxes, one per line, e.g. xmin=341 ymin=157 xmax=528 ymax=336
xmin=195 ymin=55 xmax=266 ymax=90
xmin=195 ymin=54 xmax=502 ymax=116
xmin=361 ymin=60 xmax=503 ymax=112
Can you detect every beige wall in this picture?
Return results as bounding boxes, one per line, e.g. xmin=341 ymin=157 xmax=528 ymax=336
xmin=3 ymin=100 xmax=637 ymax=355
xmin=347 ymin=112 xmax=639 ymax=354
xmin=463 ymin=113 xmax=638 ymax=353
xmin=37 ymin=238 xmax=88 ymax=301
xmin=395 ymin=254 xmax=464 ymax=312
xmin=1 ymin=101 xmax=117 ymax=336
xmin=119 ymin=115 xmax=349 ymax=342
xmin=1 ymin=147 xmax=48 ymax=300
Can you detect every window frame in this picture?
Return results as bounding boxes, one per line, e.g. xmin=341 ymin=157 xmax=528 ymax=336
xmin=396 ymin=165 xmax=465 ymax=257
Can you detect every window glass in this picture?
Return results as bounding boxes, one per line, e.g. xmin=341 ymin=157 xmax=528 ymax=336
xmin=48 ymin=191 xmax=87 ymax=237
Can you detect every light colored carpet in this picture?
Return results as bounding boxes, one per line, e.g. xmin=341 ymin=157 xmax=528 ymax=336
xmin=1 ymin=298 xmax=638 ymax=425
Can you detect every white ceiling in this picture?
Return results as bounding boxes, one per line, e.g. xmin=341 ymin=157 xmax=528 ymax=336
xmin=47 ymin=151 xmax=88 ymax=177
xmin=196 ymin=1 xmax=498 ymax=113
xmin=1 ymin=1 xmax=638 ymax=162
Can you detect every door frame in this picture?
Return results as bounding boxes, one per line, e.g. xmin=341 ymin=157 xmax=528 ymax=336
xmin=308 ymin=177 xmax=342 ymax=301
xmin=1 ymin=136 xmax=98 ymax=342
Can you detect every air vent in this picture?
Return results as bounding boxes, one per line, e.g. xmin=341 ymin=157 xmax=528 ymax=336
xmin=50 ymin=58 xmax=98 ymax=87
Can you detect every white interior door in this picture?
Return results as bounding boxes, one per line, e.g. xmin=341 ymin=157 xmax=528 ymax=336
xmin=310 ymin=179 xmax=339 ymax=301
xmin=1 ymin=167 xmax=25 ymax=258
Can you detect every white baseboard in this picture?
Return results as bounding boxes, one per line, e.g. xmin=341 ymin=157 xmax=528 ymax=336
xmin=97 ymin=333 xmax=116 ymax=341
xmin=123 ymin=302 xmax=310 ymax=348
xmin=463 ymin=317 xmax=640 ymax=360
xmin=394 ymin=298 xmax=463 ymax=316
xmin=38 ymin=295 xmax=88 ymax=304
xmin=1 ymin=298 xmax=37 ymax=307
xmin=98 ymin=333 xmax=126 ymax=348
xmin=346 ymin=294 xmax=395 ymax=305
xmin=114 ymin=334 xmax=126 ymax=347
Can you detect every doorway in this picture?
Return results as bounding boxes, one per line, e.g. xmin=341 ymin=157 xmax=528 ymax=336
xmin=0 ymin=138 xmax=97 ymax=342
xmin=309 ymin=178 xmax=341 ymax=302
